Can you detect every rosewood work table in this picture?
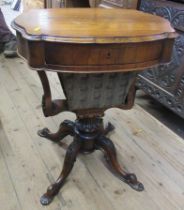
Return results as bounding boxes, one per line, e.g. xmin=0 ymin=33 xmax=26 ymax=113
xmin=12 ymin=8 xmax=176 ymax=205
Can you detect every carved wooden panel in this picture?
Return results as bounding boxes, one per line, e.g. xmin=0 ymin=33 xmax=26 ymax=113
xmin=139 ymin=0 xmax=184 ymax=31
xmin=137 ymin=0 xmax=184 ymax=119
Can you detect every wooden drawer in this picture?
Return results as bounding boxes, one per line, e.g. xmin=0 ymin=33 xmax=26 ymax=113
xmin=45 ymin=42 xmax=164 ymax=66
xmin=16 ymin=31 xmax=174 ymax=73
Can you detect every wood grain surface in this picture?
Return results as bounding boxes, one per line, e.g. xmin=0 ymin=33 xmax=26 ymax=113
xmin=12 ymin=8 xmax=176 ymax=72
xmin=12 ymin=8 xmax=176 ymax=43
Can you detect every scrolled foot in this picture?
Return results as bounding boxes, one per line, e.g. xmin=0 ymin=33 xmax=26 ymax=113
xmin=40 ymin=183 xmax=60 ymax=205
xmin=124 ymin=173 xmax=144 ymax=191
xmin=37 ymin=128 xmax=50 ymax=138
xmin=37 ymin=120 xmax=74 ymax=142
xmin=97 ymin=136 xmax=144 ymax=192
xmin=40 ymin=193 xmax=53 ymax=206
xmin=41 ymin=138 xmax=81 ymax=205
xmin=130 ymin=181 xmax=144 ymax=191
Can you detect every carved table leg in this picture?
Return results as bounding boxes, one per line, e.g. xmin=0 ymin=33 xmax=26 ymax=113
xmin=40 ymin=137 xmax=81 ymax=205
xmin=38 ymin=116 xmax=144 ymax=206
xmin=37 ymin=120 xmax=75 ymax=142
xmin=96 ymin=136 xmax=144 ymax=191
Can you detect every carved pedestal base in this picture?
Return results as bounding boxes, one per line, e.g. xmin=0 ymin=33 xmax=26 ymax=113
xmin=38 ymin=117 xmax=144 ymax=205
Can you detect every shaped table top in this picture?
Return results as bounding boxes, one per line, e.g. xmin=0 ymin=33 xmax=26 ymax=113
xmin=12 ymin=8 xmax=177 ymax=73
xmin=12 ymin=8 xmax=176 ymax=44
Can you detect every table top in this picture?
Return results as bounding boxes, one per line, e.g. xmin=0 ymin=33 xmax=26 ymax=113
xmin=12 ymin=8 xmax=176 ymax=44
xmin=12 ymin=8 xmax=176 ymax=73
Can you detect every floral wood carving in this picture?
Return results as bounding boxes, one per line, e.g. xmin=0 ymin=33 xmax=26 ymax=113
xmin=137 ymin=0 xmax=184 ymax=119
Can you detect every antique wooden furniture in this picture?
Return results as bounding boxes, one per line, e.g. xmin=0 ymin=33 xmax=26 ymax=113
xmin=137 ymin=0 xmax=184 ymax=119
xmin=44 ymin=1 xmax=184 ymax=118
xmin=12 ymin=8 xmax=176 ymax=205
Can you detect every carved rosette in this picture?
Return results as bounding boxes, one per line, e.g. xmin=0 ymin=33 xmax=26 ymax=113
xmin=137 ymin=0 xmax=184 ymax=119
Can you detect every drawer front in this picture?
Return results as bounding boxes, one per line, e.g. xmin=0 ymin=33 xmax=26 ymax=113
xmin=140 ymin=0 xmax=184 ymax=32
xmin=16 ymin=32 xmax=174 ymax=72
xmin=45 ymin=41 xmax=164 ymax=66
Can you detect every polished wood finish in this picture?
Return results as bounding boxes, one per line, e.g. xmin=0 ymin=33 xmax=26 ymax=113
xmin=13 ymin=9 xmax=175 ymax=43
xmin=12 ymin=8 xmax=176 ymax=206
xmin=38 ymin=118 xmax=143 ymax=205
xmin=12 ymin=8 xmax=176 ymax=73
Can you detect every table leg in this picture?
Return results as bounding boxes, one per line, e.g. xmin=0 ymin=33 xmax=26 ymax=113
xmin=96 ymin=136 xmax=144 ymax=191
xmin=37 ymin=120 xmax=74 ymax=142
xmin=40 ymin=137 xmax=81 ymax=205
xmin=38 ymin=116 xmax=144 ymax=206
